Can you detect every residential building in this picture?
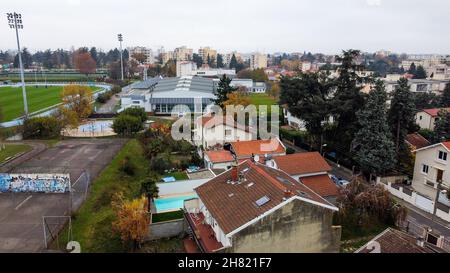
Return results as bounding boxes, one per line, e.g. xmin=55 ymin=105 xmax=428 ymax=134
xmin=194 ymin=114 xmax=255 ymax=149
xmin=183 ymin=160 xmax=341 ymax=253
xmin=383 ymin=78 xmax=449 ymax=95
xmin=198 ymin=47 xmax=217 ymax=65
xmin=128 ymin=46 xmax=154 ymax=64
xmin=224 ymin=51 xmax=242 ymax=67
xmin=160 ymin=51 xmax=174 ymax=65
xmin=250 ymin=53 xmax=268 ymax=70
xmin=265 ymin=152 xmax=339 ymax=203
xmin=283 ymin=108 xmax=334 ymax=131
xmin=230 ymin=79 xmax=266 ymax=93
xmin=411 ymin=142 xmax=450 ymax=205
xmin=405 ymin=133 xmax=430 ymax=150
xmin=120 ymin=76 xmax=216 ymax=115
xmin=229 ymin=138 xmax=286 ymax=160
xmin=203 ymin=150 xmax=235 ymax=170
xmin=174 ymin=46 xmax=193 ymax=61
xmin=415 ymin=108 xmax=450 ymax=130
xmin=355 ymin=228 xmax=446 ymax=253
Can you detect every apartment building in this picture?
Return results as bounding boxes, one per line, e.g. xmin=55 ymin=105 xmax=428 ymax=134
xmin=383 ymin=78 xmax=449 ymax=95
xmin=174 ymin=46 xmax=193 ymax=61
xmin=128 ymin=46 xmax=154 ymax=64
xmin=415 ymin=108 xmax=450 ymax=130
xmin=250 ymin=52 xmax=268 ymax=70
xmin=198 ymin=47 xmax=217 ymax=64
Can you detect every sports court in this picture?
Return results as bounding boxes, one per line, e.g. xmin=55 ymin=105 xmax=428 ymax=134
xmin=0 ymin=138 xmax=126 ymax=252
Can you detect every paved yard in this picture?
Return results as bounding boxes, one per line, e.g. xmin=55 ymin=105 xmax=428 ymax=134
xmin=0 ymin=138 xmax=126 ymax=252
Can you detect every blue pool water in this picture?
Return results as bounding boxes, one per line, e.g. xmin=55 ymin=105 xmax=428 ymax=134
xmin=154 ymin=194 xmax=198 ymax=212
xmin=78 ymin=120 xmax=113 ymax=132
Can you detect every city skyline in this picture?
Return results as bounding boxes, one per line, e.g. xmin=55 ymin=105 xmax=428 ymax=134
xmin=2 ymin=0 xmax=450 ymax=55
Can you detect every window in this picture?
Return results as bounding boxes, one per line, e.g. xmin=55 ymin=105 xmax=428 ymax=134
xmin=422 ymin=164 xmax=429 ymax=174
xmin=225 ymin=129 xmax=231 ymax=136
xmin=419 ymin=115 xmax=423 ymax=120
xmin=438 ymin=151 xmax=448 ymax=161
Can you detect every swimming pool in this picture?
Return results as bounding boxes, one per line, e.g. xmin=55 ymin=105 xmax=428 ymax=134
xmin=78 ymin=120 xmax=113 ymax=132
xmin=154 ymin=194 xmax=198 ymax=213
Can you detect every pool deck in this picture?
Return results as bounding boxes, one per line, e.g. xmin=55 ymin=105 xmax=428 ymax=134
xmin=153 ymin=192 xmax=198 ymax=214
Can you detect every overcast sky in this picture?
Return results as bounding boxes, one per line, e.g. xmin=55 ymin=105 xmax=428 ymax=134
xmin=1 ymin=0 xmax=449 ymax=54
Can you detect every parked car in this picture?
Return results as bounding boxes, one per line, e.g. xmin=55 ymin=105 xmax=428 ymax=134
xmin=329 ymin=174 xmax=350 ymax=188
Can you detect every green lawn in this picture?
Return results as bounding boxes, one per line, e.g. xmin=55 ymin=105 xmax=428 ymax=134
xmin=247 ymin=93 xmax=277 ymax=106
xmin=60 ymin=139 xmax=150 ymax=253
xmin=164 ymin=171 xmax=188 ymax=180
xmin=0 ymin=85 xmax=100 ymax=122
xmin=152 ymin=210 xmax=184 ymax=223
xmin=0 ymin=144 xmax=32 ymax=162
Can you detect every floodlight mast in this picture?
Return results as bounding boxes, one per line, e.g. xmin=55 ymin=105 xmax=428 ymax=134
xmin=118 ymin=34 xmax=124 ymax=81
xmin=7 ymin=12 xmax=28 ymax=117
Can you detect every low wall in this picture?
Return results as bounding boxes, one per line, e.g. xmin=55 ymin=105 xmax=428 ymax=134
xmin=378 ymin=180 xmax=450 ymax=223
xmin=147 ymin=219 xmax=185 ymax=241
xmin=158 ymin=178 xmax=210 ymax=196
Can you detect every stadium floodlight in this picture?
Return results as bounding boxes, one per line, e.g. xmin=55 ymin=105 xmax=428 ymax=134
xmin=117 ymin=34 xmax=124 ymax=81
xmin=6 ymin=12 xmax=28 ymax=117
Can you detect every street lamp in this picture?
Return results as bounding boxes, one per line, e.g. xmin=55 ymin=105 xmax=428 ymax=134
xmin=7 ymin=12 xmax=28 ymax=117
xmin=117 ymin=33 xmax=124 ymax=81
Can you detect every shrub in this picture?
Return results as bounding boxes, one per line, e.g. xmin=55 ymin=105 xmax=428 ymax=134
xmin=150 ymin=155 xmax=173 ymax=174
xmin=112 ymin=114 xmax=143 ymax=135
xmin=22 ymin=116 xmax=62 ymax=139
xmin=121 ymin=107 xmax=147 ymax=123
xmin=120 ymin=156 xmax=136 ymax=176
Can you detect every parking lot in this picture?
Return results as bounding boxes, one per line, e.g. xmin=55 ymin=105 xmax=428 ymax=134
xmin=0 ymin=138 xmax=126 ymax=252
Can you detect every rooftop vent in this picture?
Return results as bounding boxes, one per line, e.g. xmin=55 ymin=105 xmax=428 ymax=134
xmin=228 ymin=193 xmax=234 ymax=198
xmin=246 ymin=182 xmax=254 ymax=188
xmin=255 ymin=195 xmax=270 ymax=207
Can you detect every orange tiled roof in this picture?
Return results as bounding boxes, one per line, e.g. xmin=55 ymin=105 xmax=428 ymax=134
xmin=405 ymin=133 xmax=430 ymax=149
xmin=205 ymin=150 xmax=234 ymax=163
xmin=443 ymin=142 xmax=450 ymax=150
xmin=230 ymin=139 xmax=285 ymax=158
xmin=195 ymin=160 xmax=335 ymax=234
xmin=300 ymin=175 xmax=339 ymax=197
xmin=274 ymin=152 xmax=332 ymax=176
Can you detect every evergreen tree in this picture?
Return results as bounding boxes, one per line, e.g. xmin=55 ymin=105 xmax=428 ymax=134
xmin=433 ymin=109 xmax=450 ymax=142
xmin=229 ymin=54 xmax=238 ymax=69
xmin=408 ymin=62 xmax=417 ymax=75
xmin=14 ymin=48 xmax=32 ymax=69
xmin=89 ymin=47 xmax=98 ymax=67
xmin=441 ymin=83 xmax=450 ymax=107
xmin=352 ymin=81 xmax=396 ymax=175
xmin=192 ymin=53 xmax=203 ymax=68
xmin=414 ymin=65 xmax=427 ymax=79
xmin=388 ymin=77 xmax=416 ymax=154
xmin=217 ymin=54 xmax=224 ymax=68
xmin=214 ymin=74 xmax=237 ymax=108
xmin=331 ymin=49 xmax=366 ymax=151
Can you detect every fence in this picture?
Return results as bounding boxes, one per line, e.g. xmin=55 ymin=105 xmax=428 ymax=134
xmin=0 ymin=173 xmax=70 ymax=193
xmin=398 ymin=219 xmax=450 ymax=252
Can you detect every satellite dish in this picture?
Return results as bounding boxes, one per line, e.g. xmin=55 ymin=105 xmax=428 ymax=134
xmin=254 ymin=155 xmax=260 ymax=163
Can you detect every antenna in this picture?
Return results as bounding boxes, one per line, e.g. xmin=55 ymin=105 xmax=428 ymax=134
xmin=254 ymin=154 xmax=260 ymax=163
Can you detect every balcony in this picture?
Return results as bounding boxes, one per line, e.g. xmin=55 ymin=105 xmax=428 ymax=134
xmin=183 ymin=210 xmax=224 ymax=253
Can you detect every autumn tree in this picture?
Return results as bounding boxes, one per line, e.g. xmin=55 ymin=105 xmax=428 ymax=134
xmin=223 ymin=92 xmax=251 ymax=108
xmin=73 ymin=50 xmax=96 ymax=77
xmin=112 ymin=192 xmax=150 ymax=250
xmin=268 ymin=82 xmax=280 ymax=99
xmin=61 ymin=85 xmax=94 ymax=119
xmin=131 ymin=53 xmax=147 ymax=64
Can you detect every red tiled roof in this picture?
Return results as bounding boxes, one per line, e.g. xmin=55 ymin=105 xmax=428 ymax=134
xmin=199 ymin=114 xmax=250 ymax=132
xmin=422 ymin=107 xmax=450 ymax=117
xmin=273 ymin=152 xmax=332 ymax=176
xmin=405 ymin=133 xmax=430 ymax=149
xmin=356 ymin=228 xmax=445 ymax=253
xmin=443 ymin=142 xmax=450 ymax=150
xmin=205 ymin=150 xmax=234 ymax=163
xmin=300 ymin=175 xmax=339 ymax=197
xmin=195 ymin=160 xmax=335 ymax=235
xmin=230 ymin=139 xmax=285 ymax=158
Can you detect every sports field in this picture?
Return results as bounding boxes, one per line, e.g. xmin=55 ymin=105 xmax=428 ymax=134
xmin=0 ymin=85 xmax=99 ymax=122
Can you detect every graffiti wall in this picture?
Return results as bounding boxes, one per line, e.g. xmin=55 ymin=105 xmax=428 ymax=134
xmin=0 ymin=173 xmax=70 ymax=193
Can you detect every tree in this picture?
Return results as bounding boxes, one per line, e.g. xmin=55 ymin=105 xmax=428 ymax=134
xmin=433 ymin=109 xmax=450 ymax=143
xmin=22 ymin=116 xmax=62 ymax=139
xmin=14 ymin=47 xmax=32 ymax=69
xmin=441 ymin=83 xmax=450 ymax=107
xmin=112 ymin=192 xmax=150 ymax=250
xmin=280 ymin=72 xmax=333 ymax=149
xmin=192 ymin=53 xmax=203 ymax=68
xmin=229 ymin=54 xmax=238 ymax=69
xmin=61 ymin=85 xmax=94 ymax=119
xmin=413 ymin=92 xmax=441 ymax=110
xmin=140 ymin=177 xmax=159 ymax=212
xmin=352 ymin=81 xmax=396 ymax=175
xmin=55 ymin=107 xmax=79 ymax=129
xmin=388 ymin=78 xmax=417 ymax=154
xmin=331 ymin=49 xmax=366 ymax=151
xmin=408 ymin=62 xmax=417 ymax=76
xmin=223 ymin=92 xmax=250 ymax=108
xmin=214 ymin=74 xmax=238 ymax=108
xmin=121 ymin=107 xmax=147 ymax=123
xmin=131 ymin=53 xmax=147 ymax=64
xmin=89 ymin=47 xmax=98 ymax=66
xmin=108 ymin=61 xmax=122 ymax=80
xmin=217 ymin=54 xmax=224 ymax=68
xmin=112 ymin=114 xmax=144 ymax=135
xmin=414 ymin=65 xmax=427 ymax=79
xmin=268 ymin=82 xmax=280 ymax=98
xmin=73 ymin=51 xmax=96 ymax=77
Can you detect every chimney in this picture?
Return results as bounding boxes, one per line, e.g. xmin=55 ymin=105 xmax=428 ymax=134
xmin=284 ymin=189 xmax=293 ymax=199
xmin=416 ymin=237 xmax=425 ymax=248
xmin=230 ymin=161 xmax=238 ymax=182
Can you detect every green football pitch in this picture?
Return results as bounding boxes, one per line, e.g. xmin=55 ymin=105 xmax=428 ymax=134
xmin=0 ymin=85 xmax=99 ymax=122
